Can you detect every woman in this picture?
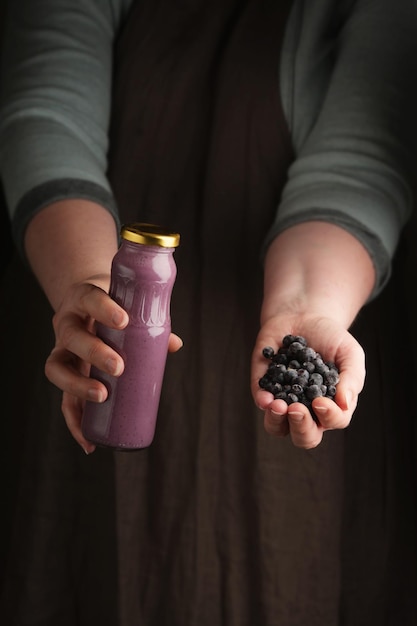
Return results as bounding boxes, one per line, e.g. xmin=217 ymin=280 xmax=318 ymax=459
xmin=0 ymin=0 xmax=417 ymax=624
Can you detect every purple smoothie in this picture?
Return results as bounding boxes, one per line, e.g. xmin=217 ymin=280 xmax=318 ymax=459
xmin=81 ymin=223 xmax=179 ymax=450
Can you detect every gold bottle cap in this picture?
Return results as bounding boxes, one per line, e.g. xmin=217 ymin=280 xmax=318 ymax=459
xmin=120 ymin=223 xmax=180 ymax=248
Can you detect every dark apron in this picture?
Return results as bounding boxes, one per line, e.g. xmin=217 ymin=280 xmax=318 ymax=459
xmin=106 ymin=2 xmax=346 ymax=625
xmin=1 ymin=1 xmax=417 ymax=625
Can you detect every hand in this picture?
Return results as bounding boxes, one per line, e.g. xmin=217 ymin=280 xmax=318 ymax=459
xmin=251 ymin=314 xmax=365 ymax=449
xmin=45 ymin=281 xmax=183 ymax=453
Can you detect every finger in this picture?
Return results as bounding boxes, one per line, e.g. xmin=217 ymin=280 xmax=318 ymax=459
xmin=75 ymin=284 xmax=129 ymax=329
xmin=254 ymin=388 xmax=277 ymax=411
xmin=168 ymin=332 xmax=183 ymax=352
xmin=45 ymin=347 xmax=109 ymax=401
xmin=61 ymin=391 xmax=96 ymax=454
xmin=333 ymin=378 xmax=358 ymax=413
xmin=311 ymin=396 xmax=354 ymax=430
xmin=263 ymin=398 xmax=290 ymax=437
xmin=53 ymin=314 xmax=125 ymax=376
xmin=333 ymin=342 xmax=365 ymax=411
xmin=287 ymin=403 xmax=324 ymax=449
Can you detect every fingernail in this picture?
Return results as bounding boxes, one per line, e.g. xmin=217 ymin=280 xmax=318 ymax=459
xmin=112 ymin=309 xmax=126 ymax=326
xmin=345 ymin=390 xmax=353 ymax=410
xmin=106 ymin=356 xmax=123 ymax=376
xmin=288 ymin=410 xmax=304 ymax=422
xmin=82 ymin=442 xmax=96 ymax=455
xmin=313 ymin=405 xmax=328 ymax=416
xmin=271 ymin=410 xmax=285 ymax=418
xmin=87 ymin=388 xmax=105 ymax=402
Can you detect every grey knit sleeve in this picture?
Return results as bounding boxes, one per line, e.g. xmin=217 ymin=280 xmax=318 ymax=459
xmin=272 ymin=0 xmax=417 ymax=297
xmin=0 ymin=0 xmax=132 ymax=255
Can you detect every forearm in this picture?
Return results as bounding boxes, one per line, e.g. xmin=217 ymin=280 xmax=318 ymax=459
xmin=0 ymin=0 xmax=127 ymax=258
xmin=24 ymin=200 xmax=119 ymax=311
xmin=273 ymin=0 xmax=417 ymax=300
xmin=261 ymin=221 xmax=376 ymax=329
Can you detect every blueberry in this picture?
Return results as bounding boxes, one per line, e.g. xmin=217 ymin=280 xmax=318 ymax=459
xmin=314 ymin=360 xmax=329 ymax=376
xmin=303 ymin=361 xmax=316 ymax=374
xmin=326 ymin=384 xmax=337 ymax=397
xmin=275 ymin=391 xmax=288 ymax=401
xmin=294 ymin=375 xmax=309 ymax=387
xmin=305 ymin=384 xmax=324 ymax=400
xmin=291 ymin=383 xmax=304 ymax=395
xmin=309 ymin=372 xmax=323 ymax=386
xmin=288 ymin=359 xmax=301 ymax=370
xmin=259 ymin=376 xmax=271 ymax=389
xmin=273 ymin=352 xmax=288 ymax=365
xmin=300 ymin=346 xmax=316 ymax=362
xmin=287 ymin=393 xmax=299 ymax=404
xmin=268 ymin=362 xmax=286 ymax=373
xmin=262 ymin=346 xmax=275 ymax=360
xmin=288 ymin=341 xmax=305 ymax=358
xmin=284 ymin=369 xmax=298 ymax=384
xmin=272 ymin=383 xmax=283 ymax=396
xmin=293 ymin=336 xmax=308 ymax=347
xmin=282 ymin=335 xmax=296 ymax=347
xmin=268 ymin=368 xmax=285 ymax=384
xmin=268 ymin=362 xmax=286 ymax=376
xmin=324 ymin=370 xmax=340 ymax=385
xmin=296 ymin=368 xmax=310 ymax=382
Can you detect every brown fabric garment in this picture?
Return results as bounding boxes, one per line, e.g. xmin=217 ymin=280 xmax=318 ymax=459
xmin=339 ymin=221 xmax=417 ymax=625
xmin=2 ymin=1 xmax=417 ymax=625
xmin=0 ymin=257 xmax=120 ymax=625
xmin=107 ymin=1 xmax=345 ymax=625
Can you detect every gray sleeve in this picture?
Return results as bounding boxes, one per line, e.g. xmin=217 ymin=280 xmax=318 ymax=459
xmin=0 ymin=0 xmax=132 ymax=253
xmin=273 ymin=0 xmax=417 ymax=297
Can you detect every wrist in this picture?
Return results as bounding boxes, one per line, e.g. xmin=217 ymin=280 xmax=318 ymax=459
xmin=24 ymin=199 xmax=119 ymax=310
xmin=262 ymin=222 xmax=376 ymax=329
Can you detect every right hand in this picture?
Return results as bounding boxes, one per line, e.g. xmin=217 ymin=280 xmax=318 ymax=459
xmin=45 ymin=281 xmax=183 ymax=453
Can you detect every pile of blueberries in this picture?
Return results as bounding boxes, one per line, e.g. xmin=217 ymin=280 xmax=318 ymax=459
xmin=258 ymin=334 xmax=340 ymax=411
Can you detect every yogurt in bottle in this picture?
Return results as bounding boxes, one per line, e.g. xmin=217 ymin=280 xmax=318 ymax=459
xmin=82 ymin=222 xmax=180 ymax=450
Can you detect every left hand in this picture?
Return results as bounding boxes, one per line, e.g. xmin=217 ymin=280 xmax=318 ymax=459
xmin=251 ymin=313 xmax=366 ymax=449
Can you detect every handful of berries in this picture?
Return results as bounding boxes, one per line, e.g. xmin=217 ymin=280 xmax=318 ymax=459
xmin=258 ymin=335 xmax=340 ymax=415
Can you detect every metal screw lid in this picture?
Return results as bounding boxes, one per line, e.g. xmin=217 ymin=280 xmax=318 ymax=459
xmin=120 ymin=223 xmax=180 ymax=248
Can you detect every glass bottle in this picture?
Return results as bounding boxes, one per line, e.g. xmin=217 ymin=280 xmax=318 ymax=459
xmin=81 ymin=222 xmax=180 ymax=450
